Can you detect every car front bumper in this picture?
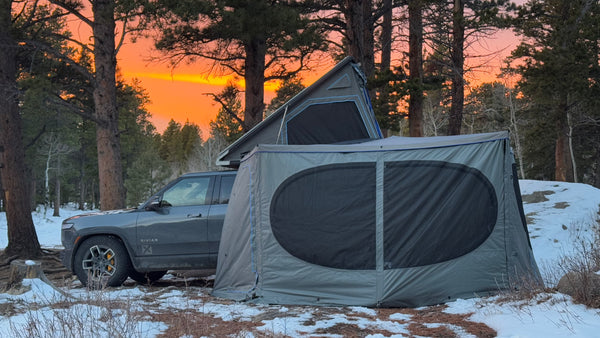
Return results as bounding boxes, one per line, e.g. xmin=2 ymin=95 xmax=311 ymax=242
xmin=60 ymin=227 xmax=77 ymax=272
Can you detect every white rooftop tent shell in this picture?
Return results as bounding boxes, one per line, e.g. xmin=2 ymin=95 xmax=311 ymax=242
xmin=213 ymin=131 xmax=542 ymax=307
xmin=216 ymin=56 xmax=382 ymax=168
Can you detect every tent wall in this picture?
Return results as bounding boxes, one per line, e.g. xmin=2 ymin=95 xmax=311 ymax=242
xmin=213 ymin=131 xmax=542 ymax=307
xmin=213 ymin=163 xmax=256 ymax=300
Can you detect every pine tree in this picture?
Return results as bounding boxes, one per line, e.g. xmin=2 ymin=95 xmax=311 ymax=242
xmin=267 ymin=78 xmax=306 ymax=113
xmin=511 ymin=0 xmax=600 ymax=182
xmin=0 ymin=0 xmax=42 ymax=258
xmin=151 ymin=0 xmax=326 ymax=131
xmin=209 ymin=84 xmax=244 ymax=145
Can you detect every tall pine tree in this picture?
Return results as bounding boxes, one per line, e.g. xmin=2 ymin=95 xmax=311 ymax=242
xmin=151 ymin=0 xmax=325 ymax=131
xmin=511 ymin=0 xmax=600 ymax=182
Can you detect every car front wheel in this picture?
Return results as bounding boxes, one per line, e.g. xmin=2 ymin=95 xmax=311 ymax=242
xmin=73 ymin=236 xmax=131 ymax=288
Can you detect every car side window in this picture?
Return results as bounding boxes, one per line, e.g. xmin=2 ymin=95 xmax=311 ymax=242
xmin=218 ymin=175 xmax=235 ymax=204
xmin=162 ymin=177 xmax=211 ymax=207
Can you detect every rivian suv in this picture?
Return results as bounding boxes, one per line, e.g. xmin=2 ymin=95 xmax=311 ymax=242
xmin=61 ymin=170 xmax=236 ymax=288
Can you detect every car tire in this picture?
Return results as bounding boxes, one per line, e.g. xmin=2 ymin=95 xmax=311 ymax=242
xmin=73 ymin=236 xmax=132 ymax=288
xmin=129 ymin=270 xmax=167 ymax=285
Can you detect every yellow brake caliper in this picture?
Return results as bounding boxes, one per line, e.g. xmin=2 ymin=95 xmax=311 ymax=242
xmin=107 ymin=252 xmax=114 ymax=272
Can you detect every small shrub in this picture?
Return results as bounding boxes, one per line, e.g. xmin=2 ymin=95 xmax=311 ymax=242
xmin=553 ymin=210 xmax=600 ymax=307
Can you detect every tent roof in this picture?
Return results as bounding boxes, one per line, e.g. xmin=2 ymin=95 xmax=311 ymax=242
xmin=216 ymin=56 xmax=383 ymax=167
xmin=241 ymin=131 xmax=510 ymax=161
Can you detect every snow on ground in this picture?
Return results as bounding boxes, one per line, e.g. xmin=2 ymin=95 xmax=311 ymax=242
xmin=446 ymin=293 xmax=600 ymax=338
xmin=519 ymin=180 xmax=600 ymax=284
xmin=0 ymin=180 xmax=599 ymax=337
xmin=0 ymin=279 xmax=167 ymax=337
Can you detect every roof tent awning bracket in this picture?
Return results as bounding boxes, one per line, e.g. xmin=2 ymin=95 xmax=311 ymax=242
xmin=276 ymin=105 xmax=289 ymax=144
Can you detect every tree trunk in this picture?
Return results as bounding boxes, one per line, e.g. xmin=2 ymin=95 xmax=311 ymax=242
xmin=77 ymin=142 xmax=86 ymax=210
xmin=555 ymin=131 xmax=572 ymax=182
xmin=44 ymin=141 xmax=52 ymax=207
xmin=0 ymin=171 xmax=4 ymax=212
xmin=0 ymin=0 xmax=42 ymax=258
xmin=408 ymin=0 xmax=424 ymax=137
xmin=507 ymin=87 xmax=525 ymax=179
xmin=53 ymin=158 xmax=61 ymax=217
xmin=567 ymin=110 xmax=577 ymax=183
xmin=594 ymin=146 xmax=600 ymax=188
xmin=91 ymin=180 xmax=96 ymax=209
xmin=555 ymin=104 xmax=574 ymax=182
xmin=344 ymin=0 xmax=375 ymax=79
xmin=244 ymin=38 xmax=266 ymax=130
xmin=448 ymin=0 xmax=465 ymax=135
xmin=78 ymin=151 xmax=84 ymax=210
xmin=380 ymin=0 xmax=392 ymax=71
xmin=29 ymin=170 xmax=36 ymax=212
xmin=93 ymin=0 xmax=125 ymax=210
xmin=378 ymin=0 xmax=393 ymax=136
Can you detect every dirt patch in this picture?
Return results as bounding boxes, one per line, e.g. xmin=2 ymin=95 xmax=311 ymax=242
xmin=554 ymin=202 xmax=570 ymax=209
xmin=407 ymin=322 xmax=459 ymax=337
xmin=376 ymin=306 xmax=496 ymax=337
xmin=147 ymin=310 xmax=265 ymax=337
xmin=526 ymin=212 xmax=538 ymax=225
xmin=0 ymin=302 xmax=17 ymax=316
xmin=401 ymin=306 xmax=496 ymax=338
xmin=141 ymin=304 xmax=498 ymax=337
xmin=315 ymin=322 xmax=395 ymax=337
xmin=522 ymin=190 xmax=555 ymax=204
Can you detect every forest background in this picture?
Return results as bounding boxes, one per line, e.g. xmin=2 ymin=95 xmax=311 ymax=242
xmin=1 ymin=0 xmax=600 ymax=258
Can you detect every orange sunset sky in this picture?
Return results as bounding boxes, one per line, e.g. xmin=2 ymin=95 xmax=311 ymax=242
xmin=116 ymin=38 xmax=335 ymax=136
xmin=115 ymin=30 xmax=518 ymax=137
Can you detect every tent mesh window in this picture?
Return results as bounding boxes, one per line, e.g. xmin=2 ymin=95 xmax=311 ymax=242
xmin=270 ymin=163 xmax=376 ymax=270
xmin=383 ymin=161 xmax=498 ymax=269
xmin=286 ymin=101 xmax=370 ymax=144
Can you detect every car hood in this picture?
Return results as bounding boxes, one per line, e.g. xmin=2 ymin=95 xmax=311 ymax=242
xmin=63 ymin=208 xmax=137 ymax=223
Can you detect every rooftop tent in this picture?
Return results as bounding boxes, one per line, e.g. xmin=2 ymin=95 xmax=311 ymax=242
xmin=216 ymin=57 xmax=382 ymax=168
xmin=213 ymin=131 xmax=543 ymax=307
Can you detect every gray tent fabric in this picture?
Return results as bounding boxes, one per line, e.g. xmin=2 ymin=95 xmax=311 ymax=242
xmin=213 ymin=131 xmax=542 ymax=307
xmin=216 ymin=57 xmax=382 ymax=168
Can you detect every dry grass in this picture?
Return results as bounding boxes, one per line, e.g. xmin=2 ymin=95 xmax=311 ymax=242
xmin=553 ymin=226 xmax=600 ymax=307
xmin=533 ymin=210 xmax=600 ymax=308
xmin=7 ymin=288 xmax=153 ymax=338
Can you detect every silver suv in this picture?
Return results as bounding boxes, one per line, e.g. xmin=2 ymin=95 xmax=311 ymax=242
xmin=61 ymin=171 xmax=236 ymax=288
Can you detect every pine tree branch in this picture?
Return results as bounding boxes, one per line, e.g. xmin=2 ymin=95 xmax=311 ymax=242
xmin=47 ymin=95 xmax=106 ymax=127
xmin=21 ymin=39 xmax=95 ymax=83
xmin=25 ymin=124 xmax=47 ymax=151
xmin=48 ymin=0 xmax=93 ymax=28
xmin=115 ymin=18 xmax=128 ymax=55
xmin=204 ymin=93 xmax=248 ymax=132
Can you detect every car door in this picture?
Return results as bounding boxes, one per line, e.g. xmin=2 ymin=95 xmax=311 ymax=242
xmin=135 ymin=175 xmax=214 ymax=257
xmin=207 ymin=173 xmax=236 ymax=254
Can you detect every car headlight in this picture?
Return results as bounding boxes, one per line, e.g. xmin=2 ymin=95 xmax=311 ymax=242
xmin=61 ymin=222 xmax=74 ymax=230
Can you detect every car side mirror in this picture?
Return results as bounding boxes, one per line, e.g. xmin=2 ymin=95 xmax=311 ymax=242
xmin=145 ymin=196 xmax=161 ymax=211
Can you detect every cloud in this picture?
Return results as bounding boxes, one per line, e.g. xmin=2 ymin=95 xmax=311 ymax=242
xmin=122 ymin=72 xmax=279 ymax=91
